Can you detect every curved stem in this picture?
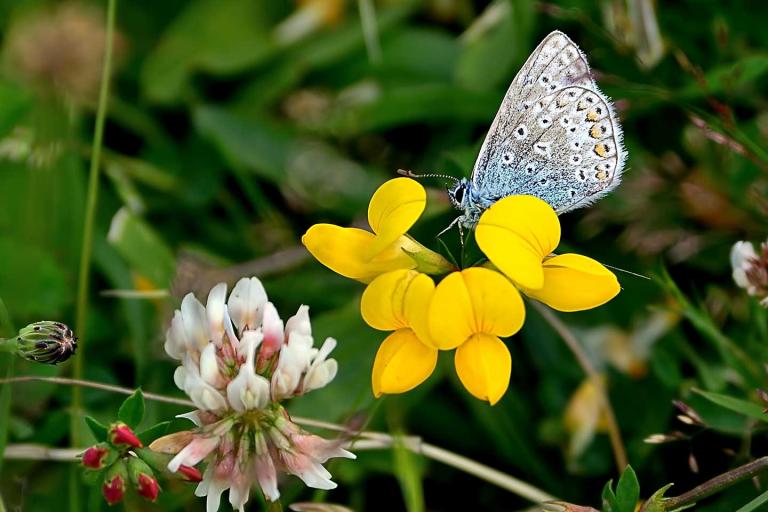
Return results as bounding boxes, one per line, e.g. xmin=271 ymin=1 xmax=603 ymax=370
xmin=531 ymin=301 xmax=628 ymax=472
xmin=0 ymin=375 xmax=557 ymax=504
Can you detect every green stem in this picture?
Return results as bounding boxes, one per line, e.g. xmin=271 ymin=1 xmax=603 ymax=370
xmin=70 ymin=0 xmax=117 ymax=507
xmin=0 ymin=339 xmax=17 ymax=354
xmin=532 ymin=301 xmax=628 ymax=473
xmin=71 ymin=0 xmax=117 ymax=441
xmin=660 ymin=456 xmax=768 ymax=510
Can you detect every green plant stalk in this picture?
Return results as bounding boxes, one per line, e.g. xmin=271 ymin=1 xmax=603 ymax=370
xmin=70 ymin=0 xmax=118 ymax=508
xmin=532 ymin=301 xmax=629 ymax=473
xmin=0 ymin=339 xmax=17 ymax=354
xmin=0 ymin=297 xmax=16 ymax=476
xmin=71 ymin=0 xmax=118 ymax=442
xmin=358 ymin=0 xmax=382 ymax=63
xmin=661 ymin=456 xmax=768 ymax=511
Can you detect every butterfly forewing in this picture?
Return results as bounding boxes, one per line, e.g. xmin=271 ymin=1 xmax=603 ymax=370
xmin=470 ymin=31 xmax=625 ymax=214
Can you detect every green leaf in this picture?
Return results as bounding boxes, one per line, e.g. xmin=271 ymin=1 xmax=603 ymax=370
xmin=693 ymin=388 xmax=768 ymax=423
xmin=602 ymin=478 xmax=618 ymax=512
xmin=615 ymin=466 xmax=640 ymax=512
xmin=137 ymin=421 xmax=171 ymax=445
xmin=0 ymin=80 xmax=32 ymax=139
xmin=735 ymin=489 xmax=768 ymax=512
xmin=642 ymin=484 xmax=674 ymax=512
xmin=107 ymin=208 xmax=176 ymax=287
xmin=84 ymin=416 xmax=108 ymax=442
xmin=140 ymin=0 xmax=275 ymax=103
xmin=455 ymin=0 xmax=533 ymax=90
xmin=0 ymin=236 xmax=69 ymax=318
xmin=194 ymin=106 xmax=379 ymax=215
xmin=117 ymin=389 xmax=145 ymax=429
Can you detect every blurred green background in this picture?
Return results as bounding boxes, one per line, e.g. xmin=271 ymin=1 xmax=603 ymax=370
xmin=1 ymin=0 xmax=768 ymax=510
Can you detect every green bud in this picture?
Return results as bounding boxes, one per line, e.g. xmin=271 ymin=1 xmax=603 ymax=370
xmin=15 ymin=321 xmax=77 ymax=365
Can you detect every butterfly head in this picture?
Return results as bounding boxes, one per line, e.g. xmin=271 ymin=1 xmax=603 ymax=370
xmin=448 ymin=178 xmax=471 ymax=210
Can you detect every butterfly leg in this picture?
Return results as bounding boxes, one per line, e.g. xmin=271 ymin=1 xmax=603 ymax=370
xmin=436 ymin=216 xmax=461 ymax=239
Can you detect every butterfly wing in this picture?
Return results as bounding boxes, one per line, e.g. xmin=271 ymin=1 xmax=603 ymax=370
xmin=470 ymin=31 xmax=626 ymax=213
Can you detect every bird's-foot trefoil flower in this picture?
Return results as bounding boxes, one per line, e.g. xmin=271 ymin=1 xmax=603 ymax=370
xmin=428 ymin=267 xmax=525 ymax=405
xmin=302 ymin=177 xmax=454 ymax=282
xmin=360 ymin=269 xmax=438 ymax=396
xmin=475 ymin=195 xmax=620 ymax=311
xmin=152 ymin=276 xmax=354 ymax=511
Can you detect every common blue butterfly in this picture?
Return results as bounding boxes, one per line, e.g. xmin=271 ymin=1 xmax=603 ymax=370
xmin=441 ymin=31 xmax=627 ymax=230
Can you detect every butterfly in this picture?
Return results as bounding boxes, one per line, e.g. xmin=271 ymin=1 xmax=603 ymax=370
xmin=403 ymin=31 xmax=627 ymax=231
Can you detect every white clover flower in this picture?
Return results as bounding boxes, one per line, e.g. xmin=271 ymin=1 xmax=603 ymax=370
xmin=153 ymin=276 xmax=353 ymax=511
xmin=730 ymin=239 xmax=768 ymax=306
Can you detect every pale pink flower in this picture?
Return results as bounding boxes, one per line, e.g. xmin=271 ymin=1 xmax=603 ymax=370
xmin=159 ymin=277 xmax=347 ymax=512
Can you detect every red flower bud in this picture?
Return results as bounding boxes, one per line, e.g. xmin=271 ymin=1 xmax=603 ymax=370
xmin=178 ymin=464 xmax=203 ymax=482
xmin=109 ymin=422 xmax=143 ymax=448
xmin=136 ymin=473 xmax=160 ymax=502
xmin=102 ymin=462 xmax=128 ymax=506
xmin=127 ymin=456 xmax=160 ymax=502
xmin=81 ymin=444 xmax=110 ymax=469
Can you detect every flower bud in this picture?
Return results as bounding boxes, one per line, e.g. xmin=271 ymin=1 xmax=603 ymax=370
xmin=102 ymin=461 xmax=128 ymax=505
xmin=178 ymin=464 xmax=203 ymax=482
xmin=15 ymin=321 xmax=77 ymax=365
xmin=81 ymin=444 xmax=111 ymax=470
xmin=109 ymin=422 xmax=143 ymax=449
xmin=128 ymin=457 xmax=160 ymax=502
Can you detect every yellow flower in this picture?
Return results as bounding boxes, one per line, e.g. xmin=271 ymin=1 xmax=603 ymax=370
xmin=475 ymin=195 xmax=620 ymax=312
xmin=360 ymin=269 xmax=438 ymax=397
xmin=302 ymin=178 xmax=453 ymax=283
xmin=428 ymin=268 xmax=525 ymax=405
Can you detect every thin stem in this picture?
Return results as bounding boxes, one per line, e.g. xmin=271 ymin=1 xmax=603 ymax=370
xmin=358 ymin=0 xmax=382 ymax=63
xmin=661 ymin=456 xmax=768 ymax=511
xmin=70 ymin=2 xmax=117 ymax=508
xmin=531 ymin=301 xmax=628 ymax=472
xmin=419 ymin=442 xmax=556 ymax=502
xmin=1 ymin=375 xmax=557 ymax=504
xmin=71 ymin=0 xmax=118 ymax=435
xmin=0 ymin=339 xmax=17 ymax=354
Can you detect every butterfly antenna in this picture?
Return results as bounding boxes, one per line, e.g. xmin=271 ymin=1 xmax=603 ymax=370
xmin=397 ymin=169 xmax=459 ymax=183
xmin=602 ymin=263 xmax=652 ymax=280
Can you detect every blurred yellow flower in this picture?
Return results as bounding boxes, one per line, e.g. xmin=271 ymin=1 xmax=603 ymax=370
xmin=429 ymin=268 xmax=525 ymax=405
xmin=302 ymin=178 xmax=453 ymax=283
xmin=475 ymin=195 xmax=620 ymax=312
xmin=564 ymin=376 xmax=610 ymax=461
xmin=361 ymin=269 xmax=437 ymax=396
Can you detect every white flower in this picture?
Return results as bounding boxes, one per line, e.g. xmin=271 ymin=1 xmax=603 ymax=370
xmin=158 ymin=276 xmax=348 ymax=512
xmin=302 ymin=337 xmax=339 ymax=393
xmin=731 ymin=241 xmax=757 ymax=290
xmin=730 ymin=240 xmax=768 ymax=307
xmin=226 ymin=331 xmax=270 ymax=412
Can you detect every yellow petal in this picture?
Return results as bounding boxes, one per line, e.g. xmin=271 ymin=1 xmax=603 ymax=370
xmin=523 ymin=254 xmax=620 ymax=312
xmin=302 ymin=224 xmax=416 ymax=283
xmin=454 ymin=333 xmax=511 ymax=405
xmin=361 ymin=269 xmax=437 ymax=345
xmin=371 ymin=329 xmax=438 ymax=397
xmin=428 ymin=268 xmax=525 ymax=349
xmin=402 ymin=272 xmax=437 ymax=348
xmin=366 ymin=178 xmax=426 ymax=259
xmin=360 ymin=269 xmax=414 ymax=331
xmin=475 ymin=195 xmax=560 ymax=290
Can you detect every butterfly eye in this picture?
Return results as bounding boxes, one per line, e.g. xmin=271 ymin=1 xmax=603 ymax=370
xmin=451 ymin=186 xmax=464 ymax=204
